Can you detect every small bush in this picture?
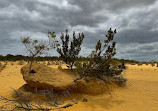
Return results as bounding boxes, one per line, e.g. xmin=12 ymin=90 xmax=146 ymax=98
xmin=145 ymin=63 xmax=149 ymax=65
xmin=137 ymin=63 xmax=142 ymax=66
xmin=42 ymin=61 xmax=46 ymax=65
xmin=151 ymin=63 xmax=155 ymax=67
xmin=0 ymin=63 xmax=7 ymax=71
xmin=0 ymin=63 xmax=3 ymax=71
xmin=57 ymin=29 xmax=84 ymax=71
xmin=75 ymin=28 xmax=126 ymax=86
xmin=0 ymin=88 xmax=77 ymax=111
xmin=58 ymin=65 xmax=62 ymax=70
xmin=18 ymin=60 xmax=25 ymax=65
xmin=47 ymin=61 xmax=52 ymax=65
xmin=21 ymin=31 xmax=59 ymax=72
xmin=52 ymin=61 xmax=56 ymax=65
xmin=55 ymin=61 xmax=60 ymax=65
xmin=130 ymin=63 xmax=136 ymax=65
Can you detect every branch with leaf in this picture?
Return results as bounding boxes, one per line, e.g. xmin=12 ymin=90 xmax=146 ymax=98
xmin=21 ymin=31 xmax=59 ymax=73
xmin=57 ymin=29 xmax=84 ymax=71
xmin=75 ymin=28 xmax=126 ymax=85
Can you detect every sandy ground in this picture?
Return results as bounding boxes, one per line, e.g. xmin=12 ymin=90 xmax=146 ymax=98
xmin=0 ymin=62 xmax=158 ymax=111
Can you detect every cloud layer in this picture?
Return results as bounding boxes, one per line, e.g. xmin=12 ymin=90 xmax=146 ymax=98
xmin=0 ymin=0 xmax=158 ymax=61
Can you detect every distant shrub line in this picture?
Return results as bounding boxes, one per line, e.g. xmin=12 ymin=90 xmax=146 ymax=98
xmin=0 ymin=55 xmax=88 ymax=62
xmin=0 ymin=54 xmax=156 ymax=65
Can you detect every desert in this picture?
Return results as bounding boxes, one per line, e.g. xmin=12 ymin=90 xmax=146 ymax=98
xmin=0 ymin=61 xmax=158 ymax=111
xmin=1 ymin=1 xmax=158 ymax=110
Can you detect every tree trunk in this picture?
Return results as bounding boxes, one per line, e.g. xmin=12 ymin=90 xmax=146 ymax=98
xmin=29 ymin=61 xmax=33 ymax=73
xmin=29 ymin=57 xmax=34 ymax=73
xmin=70 ymin=65 xmax=73 ymax=71
xmin=70 ymin=62 xmax=74 ymax=71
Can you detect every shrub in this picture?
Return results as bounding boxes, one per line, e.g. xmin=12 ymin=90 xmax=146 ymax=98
xmin=55 ymin=61 xmax=60 ymax=65
xmin=0 ymin=62 xmax=7 ymax=71
xmin=52 ymin=61 xmax=56 ymax=65
xmin=57 ymin=29 xmax=84 ymax=71
xmin=18 ymin=60 xmax=25 ymax=65
xmin=47 ymin=61 xmax=52 ymax=65
xmin=75 ymin=28 xmax=126 ymax=86
xmin=151 ymin=63 xmax=155 ymax=67
xmin=138 ymin=63 xmax=142 ymax=66
xmin=0 ymin=63 xmax=3 ymax=71
xmin=0 ymin=88 xmax=77 ymax=111
xmin=58 ymin=65 xmax=62 ymax=70
xmin=42 ymin=61 xmax=46 ymax=65
xmin=21 ymin=31 xmax=59 ymax=72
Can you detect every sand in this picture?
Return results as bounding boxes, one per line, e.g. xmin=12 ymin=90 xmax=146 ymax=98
xmin=0 ymin=62 xmax=158 ymax=111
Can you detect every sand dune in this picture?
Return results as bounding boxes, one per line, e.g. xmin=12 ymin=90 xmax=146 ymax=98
xmin=0 ymin=62 xmax=158 ymax=111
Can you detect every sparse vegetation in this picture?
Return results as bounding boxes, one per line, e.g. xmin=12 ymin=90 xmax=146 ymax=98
xmin=57 ymin=29 xmax=84 ymax=71
xmin=75 ymin=28 xmax=126 ymax=86
xmin=47 ymin=61 xmax=52 ymax=65
xmin=138 ymin=63 xmax=143 ymax=66
xmin=0 ymin=62 xmax=7 ymax=71
xmin=57 ymin=65 xmax=62 ymax=70
xmin=0 ymin=63 xmax=3 ymax=71
xmin=21 ymin=31 xmax=59 ymax=72
xmin=18 ymin=60 xmax=25 ymax=65
xmin=3 ymin=28 xmax=157 ymax=111
xmin=0 ymin=88 xmax=77 ymax=111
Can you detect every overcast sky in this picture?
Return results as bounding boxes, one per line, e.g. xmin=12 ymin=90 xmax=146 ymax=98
xmin=0 ymin=0 xmax=158 ymax=62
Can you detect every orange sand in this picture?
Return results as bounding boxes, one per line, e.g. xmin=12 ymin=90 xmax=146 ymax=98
xmin=0 ymin=62 xmax=158 ymax=111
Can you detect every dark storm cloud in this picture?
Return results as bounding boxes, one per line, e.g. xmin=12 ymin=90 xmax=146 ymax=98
xmin=115 ymin=29 xmax=158 ymax=44
xmin=69 ymin=0 xmax=156 ymax=13
xmin=0 ymin=0 xmax=158 ymax=61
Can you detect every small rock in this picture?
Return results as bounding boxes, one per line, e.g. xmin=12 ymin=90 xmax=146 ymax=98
xmin=82 ymin=98 xmax=88 ymax=102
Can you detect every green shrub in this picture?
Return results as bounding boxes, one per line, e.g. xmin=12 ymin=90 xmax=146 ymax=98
xmin=18 ymin=60 xmax=25 ymax=65
xmin=21 ymin=31 xmax=59 ymax=72
xmin=57 ymin=29 xmax=84 ymax=71
xmin=75 ymin=28 xmax=126 ymax=86
xmin=58 ymin=65 xmax=62 ymax=70
xmin=47 ymin=61 xmax=52 ymax=65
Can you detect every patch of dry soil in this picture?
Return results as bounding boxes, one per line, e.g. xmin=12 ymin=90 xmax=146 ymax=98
xmin=0 ymin=62 xmax=158 ymax=111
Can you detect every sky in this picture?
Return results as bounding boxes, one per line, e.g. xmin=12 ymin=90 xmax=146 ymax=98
xmin=0 ymin=0 xmax=158 ymax=62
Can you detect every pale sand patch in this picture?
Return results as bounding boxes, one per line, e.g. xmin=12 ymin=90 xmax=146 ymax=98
xmin=0 ymin=62 xmax=158 ymax=111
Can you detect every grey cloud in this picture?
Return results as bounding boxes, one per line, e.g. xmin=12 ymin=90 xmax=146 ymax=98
xmin=69 ymin=0 xmax=156 ymax=13
xmin=115 ymin=29 xmax=158 ymax=44
xmin=115 ymin=42 xmax=158 ymax=61
xmin=0 ymin=0 xmax=158 ymax=62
